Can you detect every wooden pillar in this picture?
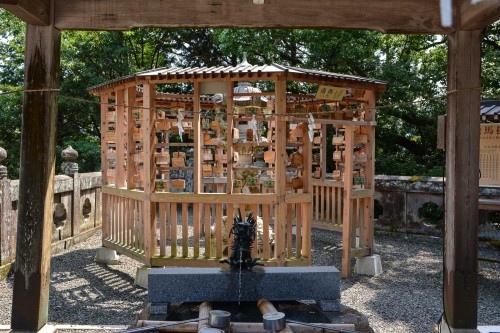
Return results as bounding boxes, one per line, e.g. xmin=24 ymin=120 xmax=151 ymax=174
xmin=126 ymin=86 xmax=137 ymax=189
xmin=274 ymin=75 xmax=287 ymax=265
xmin=115 ymin=89 xmax=126 ymax=188
xmin=442 ymin=29 xmax=482 ymax=331
xmin=361 ymin=90 xmax=376 ymax=252
xmin=142 ymin=82 xmax=156 ymax=266
xmin=11 ymin=23 xmax=61 ymax=331
xmin=100 ymin=94 xmax=110 ymax=240
xmin=341 ymin=124 xmax=354 ymax=278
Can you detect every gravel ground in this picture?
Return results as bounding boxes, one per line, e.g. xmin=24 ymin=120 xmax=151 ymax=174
xmin=0 ymin=229 xmax=499 ymax=333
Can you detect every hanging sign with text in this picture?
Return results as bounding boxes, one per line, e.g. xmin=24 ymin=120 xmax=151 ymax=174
xmin=315 ymin=85 xmax=346 ymax=101
xmin=480 ymin=124 xmax=500 ymax=186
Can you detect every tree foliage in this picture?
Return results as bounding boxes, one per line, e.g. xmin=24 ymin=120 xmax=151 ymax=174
xmin=1 ymin=8 xmax=499 ymax=178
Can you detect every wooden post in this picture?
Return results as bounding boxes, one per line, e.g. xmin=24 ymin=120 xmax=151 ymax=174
xmin=274 ymin=75 xmax=287 ymax=265
xmin=126 ymin=86 xmax=137 ymax=189
xmin=341 ymin=124 xmax=354 ymax=278
xmin=11 ymin=23 xmax=61 ymax=331
xmin=100 ymin=94 xmax=111 ymax=240
xmin=441 ymin=29 xmax=481 ymax=331
xmin=142 ymin=82 xmax=156 ymax=266
xmin=361 ymin=90 xmax=376 ymax=253
xmin=115 ymin=89 xmax=126 ymax=188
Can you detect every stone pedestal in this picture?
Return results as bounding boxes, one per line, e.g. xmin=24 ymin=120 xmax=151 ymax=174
xmin=354 ymin=254 xmax=383 ymax=276
xmin=94 ymin=247 xmax=120 ymax=265
xmin=148 ymin=266 xmax=340 ymax=308
xmin=439 ymin=318 xmax=480 ymax=333
xmin=135 ymin=265 xmax=150 ymax=288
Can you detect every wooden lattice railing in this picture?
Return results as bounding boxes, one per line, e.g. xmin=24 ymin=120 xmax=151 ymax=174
xmin=102 ymin=187 xmax=311 ymax=267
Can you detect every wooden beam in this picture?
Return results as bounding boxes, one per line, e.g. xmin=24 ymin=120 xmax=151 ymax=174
xmin=442 ymin=29 xmax=482 ymax=331
xmin=53 ymin=0 xmax=451 ymax=34
xmin=0 ymin=0 xmax=49 ymax=25
xmin=461 ymin=0 xmax=500 ymax=31
xmin=11 ymin=23 xmax=61 ymax=331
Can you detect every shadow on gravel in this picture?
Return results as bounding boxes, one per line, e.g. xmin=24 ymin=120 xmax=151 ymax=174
xmin=48 ymin=248 xmax=147 ymax=325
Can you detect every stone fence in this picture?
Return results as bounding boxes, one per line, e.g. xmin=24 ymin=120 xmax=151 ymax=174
xmin=0 ymin=146 xmax=102 ymax=276
xmin=374 ymin=175 xmax=500 ymax=239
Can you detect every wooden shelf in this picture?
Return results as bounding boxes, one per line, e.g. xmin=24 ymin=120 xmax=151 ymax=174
xmin=155 ymin=166 xmax=193 ymax=170
xmin=233 ymin=167 xmax=274 ymax=171
xmin=233 ymin=142 xmax=271 ymax=147
xmin=156 ymin=143 xmax=194 ymax=147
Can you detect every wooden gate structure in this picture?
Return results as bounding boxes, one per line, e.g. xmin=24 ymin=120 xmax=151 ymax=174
xmin=3 ymin=0 xmax=498 ymax=331
xmin=88 ymin=65 xmax=386 ymax=274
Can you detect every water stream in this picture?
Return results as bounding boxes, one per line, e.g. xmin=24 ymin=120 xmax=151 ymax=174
xmin=238 ymin=249 xmax=243 ymax=305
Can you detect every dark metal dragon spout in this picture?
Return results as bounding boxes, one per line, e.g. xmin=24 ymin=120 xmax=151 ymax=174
xmin=220 ymin=211 xmax=263 ymax=269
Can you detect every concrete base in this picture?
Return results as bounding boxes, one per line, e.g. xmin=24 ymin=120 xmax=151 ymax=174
xmin=439 ymin=319 xmax=480 ymax=333
xmin=135 ymin=265 xmax=150 ymax=288
xmin=94 ymin=247 xmax=120 ymax=265
xmin=149 ymin=266 xmax=340 ymax=304
xmin=354 ymin=254 xmax=383 ymax=276
xmin=478 ymin=326 xmax=500 ymax=333
xmin=7 ymin=324 xmax=57 ymax=333
xmin=317 ymin=300 xmax=341 ymax=312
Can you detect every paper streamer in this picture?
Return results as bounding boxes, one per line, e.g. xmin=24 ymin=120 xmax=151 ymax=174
xmin=308 ymin=113 xmax=315 ymax=143
xmin=177 ymin=111 xmax=184 ymax=142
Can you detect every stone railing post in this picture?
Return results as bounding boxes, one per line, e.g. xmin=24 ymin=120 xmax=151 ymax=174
xmin=0 ymin=146 xmax=15 ymax=269
xmin=61 ymin=146 xmax=81 ymax=237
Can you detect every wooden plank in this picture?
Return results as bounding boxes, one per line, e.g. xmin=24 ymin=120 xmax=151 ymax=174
xmin=165 ymin=202 xmax=170 ymax=255
xmin=249 ymin=204 xmax=258 ymax=259
xmin=215 ymin=203 xmax=223 ymax=259
xmin=460 ymin=0 xmax=500 ymax=31
xmin=115 ymin=89 xmax=126 ymax=187
xmin=350 ymin=246 xmax=370 ymax=258
xmin=442 ymin=29 xmax=481 ymax=330
xmin=350 ymin=189 xmax=374 ymax=199
xmin=314 ymin=185 xmax=319 ymax=222
xmin=159 ymin=202 xmax=166 ymax=257
xmin=274 ymin=75 xmax=287 ymax=265
xmin=193 ymin=203 xmax=201 ymax=258
xmin=226 ymin=78 xmax=234 ymax=195
xmin=193 ymin=81 xmax=201 ymax=193
xmin=261 ymin=204 xmax=270 ymax=261
xmin=151 ymin=192 xmax=277 ymax=204
xmin=102 ymin=185 xmax=144 ymax=201
xmin=170 ymin=203 xmax=178 ymax=258
xmin=12 ymin=24 xmax=62 ymax=331
xmin=295 ymin=203 xmax=302 ymax=258
xmin=341 ymin=124 xmax=354 ymax=278
xmin=361 ymin=90 xmax=376 ymax=252
xmin=53 ymin=0 xmax=450 ymax=34
xmin=103 ymin=239 xmax=146 ymax=263
xmin=182 ymin=202 xmax=189 ymax=258
xmin=284 ymin=193 xmax=311 ymax=204
xmin=0 ymin=0 xmax=49 ymax=25
xmin=141 ymin=82 xmax=155 ymax=266
xmin=479 ymin=199 xmax=500 ymax=211
xmin=126 ymin=86 xmax=137 ymax=189
xmin=100 ymin=95 xmax=110 ymax=185
xmin=286 ymin=204 xmax=293 ymax=258
xmin=326 ymin=185 xmax=331 ymax=224
xmin=226 ymin=204 xmax=234 ymax=259
xmin=204 ymin=203 xmax=211 ymax=258
xmin=320 ymin=185 xmax=325 ymax=222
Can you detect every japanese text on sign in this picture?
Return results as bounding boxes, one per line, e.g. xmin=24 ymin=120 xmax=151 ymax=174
xmin=480 ymin=124 xmax=500 ymax=186
xmin=315 ymin=85 xmax=346 ymax=101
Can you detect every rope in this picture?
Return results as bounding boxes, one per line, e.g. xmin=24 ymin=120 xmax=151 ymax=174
xmin=1 ymin=87 xmax=499 ymax=119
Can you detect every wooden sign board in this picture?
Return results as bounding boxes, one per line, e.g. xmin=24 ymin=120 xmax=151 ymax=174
xmin=315 ymin=85 xmax=345 ymax=101
xmin=480 ymin=124 xmax=500 ymax=186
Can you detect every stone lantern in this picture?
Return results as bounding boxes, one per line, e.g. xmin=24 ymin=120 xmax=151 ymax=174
xmin=61 ymin=145 xmax=79 ymax=175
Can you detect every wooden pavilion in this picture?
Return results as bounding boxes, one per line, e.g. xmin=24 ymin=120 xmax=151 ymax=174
xmin=88 ymin=63 xmax=386 ymax=274
xmin=1 ymin=0 xmax=499 ymax=332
